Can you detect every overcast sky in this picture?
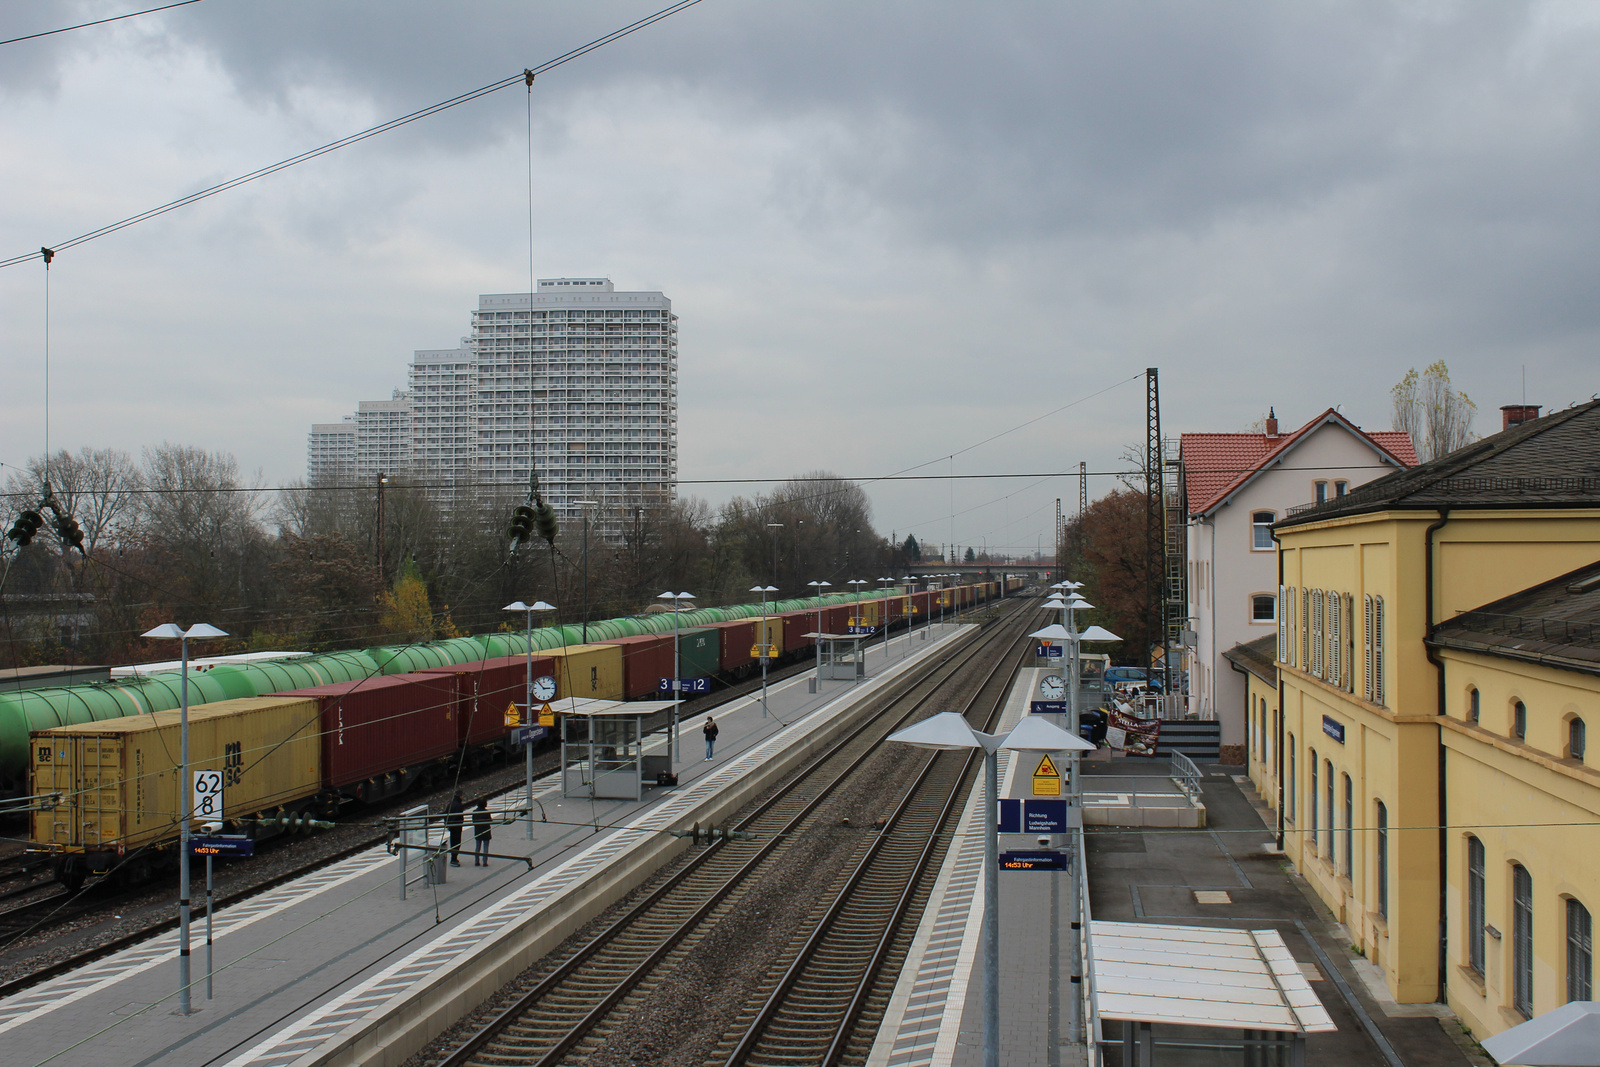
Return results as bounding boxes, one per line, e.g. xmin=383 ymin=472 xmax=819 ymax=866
xmin=2 ymin=1 xmax=1597 ymax=557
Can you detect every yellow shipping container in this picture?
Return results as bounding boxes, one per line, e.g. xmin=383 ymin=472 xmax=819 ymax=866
xmin=546 ymin=643 xmax=625 ymax=701
xmin=31 ymin=696 xmax=323 ymax=856
xmin=753 ymin=617 xmax=783 ymax=656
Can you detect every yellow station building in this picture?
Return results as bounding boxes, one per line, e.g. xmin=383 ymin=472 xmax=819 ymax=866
xmin=1237 ymin=400 xmax=1600 ymax=1042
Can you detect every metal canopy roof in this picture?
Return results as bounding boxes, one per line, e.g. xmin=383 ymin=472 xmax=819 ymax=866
xmin=1481 ymin=1000 xmax=1600 ymax=1065
xmin=1089 ymin=921 xmax=1335 ymax=1034
xmin=556 ymin=698 xmax=680 ymax=718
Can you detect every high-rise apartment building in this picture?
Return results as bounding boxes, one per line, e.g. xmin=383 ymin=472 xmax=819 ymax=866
xmin=307 ymin=419 xmax=355 ymax=484
xmin=308 ymin=278 xmax=678 ymax=539
xmin=305 ymin=392 xmax=412 ymax=484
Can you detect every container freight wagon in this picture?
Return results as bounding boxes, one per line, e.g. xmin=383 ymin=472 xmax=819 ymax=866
xmin=707 ymin=618 xmax=758 ymax=677
xmin=676 ymin=628 xmax=720 ymax=687
xmin=606 ymin=635 xmax=676 ymax=700
xmin=545 ymin=644 xmax=625 ymax=702
xmin=281 ymin=675 xmax=459 ymax=804
xmin=30 ymin=696 xmax=323 ymax=884
xmin=414 ymin=655 xmax=556 ymax=749
xmin=752 ymin=617 xmax=783 ymax=661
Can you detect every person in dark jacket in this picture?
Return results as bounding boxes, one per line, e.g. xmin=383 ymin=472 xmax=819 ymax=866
xmin=445 ymin=791 xmax=465 ymax=866
xmin=703 ymin=716 xmax=719 ymax=761
xmin=472 ymin=798 xmax=492 ymax=866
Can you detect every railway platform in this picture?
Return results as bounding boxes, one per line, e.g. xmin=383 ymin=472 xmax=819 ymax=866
xmin=868 ymin=671 xmax=1483 ymax=1067
xmin=1 ymin=620 xmax=976 ymax=1067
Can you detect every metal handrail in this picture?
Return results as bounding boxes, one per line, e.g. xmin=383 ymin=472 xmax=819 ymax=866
xmin=1169 ymin=751 xmax=1202 ymax=801
xmin=1078 ymin=823 xmax=1103 ymax=1066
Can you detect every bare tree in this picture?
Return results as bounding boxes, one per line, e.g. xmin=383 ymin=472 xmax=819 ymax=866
xmin=1392 ymin=361 xmax=1478 ymax=462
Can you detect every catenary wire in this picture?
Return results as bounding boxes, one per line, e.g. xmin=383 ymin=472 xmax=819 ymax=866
xmin=0 ymin=0 xmax=209 ymax=47
xmin=0 ymin=0 xmax=705 ymax=271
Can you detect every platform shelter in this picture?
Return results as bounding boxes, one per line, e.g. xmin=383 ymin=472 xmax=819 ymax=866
xmin=559 ymin=698 xmax=681 ymax=800
xmin=806 ymin=632 xmax=872 ymax=680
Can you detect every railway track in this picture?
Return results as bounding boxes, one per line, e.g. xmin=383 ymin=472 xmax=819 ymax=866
xmin=435 ymin=600 xmax=1041 ymax=1067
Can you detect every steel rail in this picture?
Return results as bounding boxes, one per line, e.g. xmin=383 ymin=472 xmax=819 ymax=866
xmin=723 ymin=620 xmax=1035 ymax=1066
xmin=437 ymin=603 xmax=1037 ymax=1067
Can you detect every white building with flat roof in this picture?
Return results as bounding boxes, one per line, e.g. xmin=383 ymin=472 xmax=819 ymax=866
xmin=308 ymin=279 xmax=677 ymax=538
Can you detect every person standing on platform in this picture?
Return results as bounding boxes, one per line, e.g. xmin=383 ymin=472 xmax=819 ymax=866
xmin=445 ymin=791 xmax=465 ymax=866
xmin=703 ymin=716 xmax=719 ymax=761
xmin=472 ymin=798 xmax=492 ymax=867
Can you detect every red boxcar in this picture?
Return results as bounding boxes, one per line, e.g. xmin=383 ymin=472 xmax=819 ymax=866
xmin=281 ymin=674 xmax=459 ymax=795
xmin=415 ymin=655 xmax=556 ymax=747
xmin=780 ymin=609 xmax=818 ymax=653
xmin=604 ymin=634 xmax=677 ymax=700
xmin=707 ymin=618 xmax=758 ymax=676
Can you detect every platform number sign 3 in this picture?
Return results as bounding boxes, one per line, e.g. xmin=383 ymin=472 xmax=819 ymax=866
xmin=193 ymin=769 xmax=224 ymax=822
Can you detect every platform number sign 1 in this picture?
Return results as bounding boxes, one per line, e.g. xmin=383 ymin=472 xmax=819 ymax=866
xmin=193 ymin=769 xmax=224 ymax=822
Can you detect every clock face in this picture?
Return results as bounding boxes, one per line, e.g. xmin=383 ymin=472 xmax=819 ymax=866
xmin=532 ymin=675 xmax=557 ymax=701
xmin=1040 ymin=674 xmax=1066 ymax=699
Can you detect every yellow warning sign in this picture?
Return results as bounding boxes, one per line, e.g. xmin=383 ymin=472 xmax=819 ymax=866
xmin=750 ymin=644 xmax=779 ymax=659
xmin=504 ymin=701 xmax=521 ymax=727
xmin=1032 ymin=753 xmax=1062 ymax=797
xmin=538 ymin=703 xmax=556 ymax=728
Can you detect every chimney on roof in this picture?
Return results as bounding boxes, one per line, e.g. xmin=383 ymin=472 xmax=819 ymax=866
xmin=1501 ymin=404 xmax=1541 ymax=431
xmin=1264 ymin=408 xmax=1278 ymax=439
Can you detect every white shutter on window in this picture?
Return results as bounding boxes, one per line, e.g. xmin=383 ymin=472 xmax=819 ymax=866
xmin=1328 ymin=591 xmax=1342 ymax=688
xmin=1302 ymin=588 xmax=1312 ymax=671
xmin=1278 ymin=584 xmax=1288 ymax=662
xmin=1363 ymin=593 xmax=1374 ymax=701
xmin=1312 ymin=590 xmax=1325 ymax=678
xmin=1344 ymin=593 xmax=1356 ymax=693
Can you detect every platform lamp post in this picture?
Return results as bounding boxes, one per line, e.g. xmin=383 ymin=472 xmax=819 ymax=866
xmin=750 ymin=585 xmax=777 ymax=718
xmin=766 ymin=522 xmax=783 ymax=585
xmin=806 ymin=580 xmax=831 ymax=691
xmin=900 ymin=577 xmax=920 ymax=650
xmin=141 ymin=622 xmax=228 ymax=1017
xmin=877 ymin=577 xmax=896 ymax=656
xmin=890 ymin=712 xmax=1093 ymax=1067
xmin=657 ymin=591 xmax=695 ymax=761
xmin=504 ymin=600 xmax=556 ymax=840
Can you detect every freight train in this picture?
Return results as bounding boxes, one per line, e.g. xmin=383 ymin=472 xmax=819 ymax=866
xmin=24 ymin=579 xmax=1021 ymax=886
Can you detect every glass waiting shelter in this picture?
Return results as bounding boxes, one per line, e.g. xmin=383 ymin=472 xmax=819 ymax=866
xmin=806 ymin=632 xmax=871 ymax=680
xmin=560 ymin=699 xmax=681 ymax=801
xmin=1088 ymin=921 xmax=1334 ymax=1065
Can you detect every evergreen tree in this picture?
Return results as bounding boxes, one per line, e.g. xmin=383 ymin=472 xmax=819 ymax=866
xmin=964 ymin=546 xmax=976 ymax=562
xmin=903 ymin=534 xmax=922 ymax=562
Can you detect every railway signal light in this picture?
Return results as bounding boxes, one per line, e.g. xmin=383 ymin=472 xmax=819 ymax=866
xmin=508 ymin=504 xmax=536 ymax=544
xmin=6 ymin=509 xmax=43 ymax=546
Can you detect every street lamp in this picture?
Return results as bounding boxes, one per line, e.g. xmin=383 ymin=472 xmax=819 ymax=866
xmin=141 ymin=621 xmax=228 ymax=1016
xmin=900 ymin=576 xmax=920 ymax=650
xmin=504 ymin=600 xmax=556 ymax=839
xmin=750 ymin=584 xmax=778 ymax=718
xmin=889 ymin=711 xmax=1093 ymax=1067
xmin=806 ymin=579 xmax=831 ymax=692
xmin=657 ymin=591 xmax=695 ymax=761
xmin=576 ymin=501 xmax=599 ymax=643
xmin=877 ymin=577 xmax=896 ymax=657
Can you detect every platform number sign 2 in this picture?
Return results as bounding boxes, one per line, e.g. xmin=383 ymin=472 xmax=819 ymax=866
xmin=193 ymin=769 xmax=224 ymax=822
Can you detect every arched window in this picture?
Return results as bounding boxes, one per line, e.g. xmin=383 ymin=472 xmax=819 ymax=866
xmin=1309 ymin=750 xmax=1319 ymax=853
xmin=1325 ymin=759 xmax=1335 ymax=857
xmin=1570 ymin=898 xmax=1593 ymax=1003
xmin=1467 ymin=837 xmax=1486 ymax=974
xmin=1571 ymin=718 xmax=1587 ymax=762
xmin=1514 ymin=864 xmax=1534 ymax=1017
xmin=1288 ymin=737 xmax=1297 ymax=821
xmin=1468 ymin=687 xmax=1480 ymax=723
xmin=1315 ymin=480 xmax=1328 ymax=504
xmin=1252 ymin=594 xmax=1277 ymax=622
xmin=1514 ymin=700 xmax=1527 ymax=741
xmin=1376 ymin=802 xmax=1389 ymax=919
xmin=1343 ymin=774 xmax=1354 ymax=879
xmin=1252 ymin=511 xmax=1275 ymax=550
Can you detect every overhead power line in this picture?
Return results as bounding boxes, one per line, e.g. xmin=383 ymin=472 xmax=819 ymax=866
xmin=0 ymin=0 xmax=705 ymax=269
xmin=0 ymin=0 xmax=208 ymax=47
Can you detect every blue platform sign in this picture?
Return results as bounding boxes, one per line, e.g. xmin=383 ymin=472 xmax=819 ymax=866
xmin=658 ymin=677 xmax=711 ymax=694
xmin=1322 ymin=715 xmax=1346 ymax=744
xmin=1030 ymin=700 xmax=1066 ymax=715
xmin=846 ymin=625 xmax=877 ymax=635
xmin=998 ymin=798 xmax=1072 ymax=833
xmin=1035 ymin=644 xmax=1063 ymax=659
xmin=191 ymin=835 xmax=254 ymax=858
xmin=999 ymin=849 xmax=1068 ymax=871
xmin=511 ymin=725 xmax=548 ymax=746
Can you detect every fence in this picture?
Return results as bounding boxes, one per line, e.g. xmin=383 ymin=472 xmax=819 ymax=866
xmin=1078 ymin=823 xmax=1105 ymax=1066
xmin=1169 ymin=751 xmax=1202 ymax=802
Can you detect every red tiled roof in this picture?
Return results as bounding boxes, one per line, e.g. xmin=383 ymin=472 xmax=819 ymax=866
xmin=1181 ymin=410 xmax=1417 ymax=516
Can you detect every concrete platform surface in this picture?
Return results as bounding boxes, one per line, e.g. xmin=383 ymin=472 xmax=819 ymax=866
xmin=3 ymin=621 xmax=974 ymax=1067
xmin=868 ymin=686 xmax=1482 ymax=1067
